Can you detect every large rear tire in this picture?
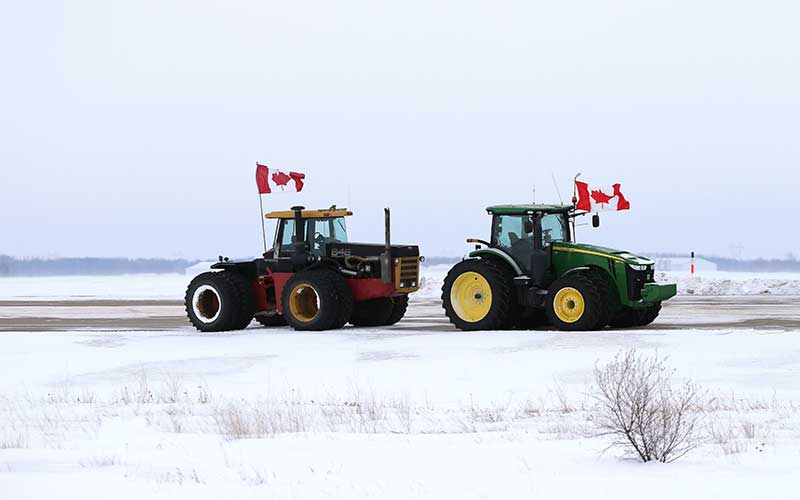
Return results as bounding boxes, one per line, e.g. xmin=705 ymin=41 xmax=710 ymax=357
xmin=281 ymin=269 xmax=352 ymax=331
xmin=442 ymin=259 xmax=516 ymax=331
xmin=545 ymin=273 xmax=609 ymax=331
xmin=185 ymin=271 xmax=255 ymax=332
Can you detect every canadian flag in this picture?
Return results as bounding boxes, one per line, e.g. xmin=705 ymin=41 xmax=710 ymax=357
xmin=575 ymin=181 xmax=631 ymax=212
xmin=255 ymin=163 xmax=306 ymax=194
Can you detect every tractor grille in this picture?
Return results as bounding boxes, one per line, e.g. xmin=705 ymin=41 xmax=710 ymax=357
xmin=394 ymin=257 xmax=420 ymax=292
xmin=625 ymin=265 xmax=655 ymax=301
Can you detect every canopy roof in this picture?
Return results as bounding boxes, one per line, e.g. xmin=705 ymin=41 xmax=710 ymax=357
xmin=265 ymin=208 xmax=353 ymax=219
xmin=486 ymin=204 xmax=573 ymax=215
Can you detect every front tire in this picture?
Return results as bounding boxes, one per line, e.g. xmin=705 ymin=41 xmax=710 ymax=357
xmin=545 ymin=273 xmax=609 ymax=331
xmin=442 ymin=259 xmax=516 ymax=331
xmin=350 ymin=295 xmax=409 ymax=327
xmin=610 ymin=303 xmax=662 ymax=328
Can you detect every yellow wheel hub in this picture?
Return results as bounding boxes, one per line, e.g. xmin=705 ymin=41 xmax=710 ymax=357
xmin=553 ymin=287 xmax=585 ymax=324
xmin=450 ymin=271 xmax=493 ymax=323
xmin=288 ymin=283 xmax=319 ymax=322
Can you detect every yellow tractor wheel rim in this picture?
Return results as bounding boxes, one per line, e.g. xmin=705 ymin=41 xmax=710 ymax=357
xmin=288 ymin=283 xmax=319 ymax=322
xmin=450 ymin=271 xmax=493 ymax=323
xmin=553 ymin=287 xmax=585 ymax=323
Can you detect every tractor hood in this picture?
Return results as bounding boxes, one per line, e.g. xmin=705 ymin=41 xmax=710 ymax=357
xmin=552 ymin=242 xmax=655 ymax=267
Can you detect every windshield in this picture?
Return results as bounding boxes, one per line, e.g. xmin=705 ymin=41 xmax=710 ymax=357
xmin=276 ymin=217 xmax=349 ymax=256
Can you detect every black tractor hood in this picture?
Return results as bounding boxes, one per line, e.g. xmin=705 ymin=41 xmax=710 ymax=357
xmin=326 ymin=242 xmax=420 ymax=259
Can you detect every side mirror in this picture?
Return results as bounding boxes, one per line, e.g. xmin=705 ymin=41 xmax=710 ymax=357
xmin=592 ymin=214 xmax=600 ymax=228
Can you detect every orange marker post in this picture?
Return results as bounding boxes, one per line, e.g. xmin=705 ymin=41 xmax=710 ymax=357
xmin=690 ymin=251 xmax=695 ymax=275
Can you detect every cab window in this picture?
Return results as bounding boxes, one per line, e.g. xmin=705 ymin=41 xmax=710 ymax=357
xmin=277 ymin=219 xmax=296 ymax=255
xmin=492 ymin=215 xmax=533 ymax=250
xmin=541 ymin=214 xmax=568 ymax=246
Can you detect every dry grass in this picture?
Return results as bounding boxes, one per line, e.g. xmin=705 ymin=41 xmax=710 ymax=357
xmin=0 ymin=433 xmax=27 ymax=449
xmin=0 ymin=370 xmax=796 ymax=459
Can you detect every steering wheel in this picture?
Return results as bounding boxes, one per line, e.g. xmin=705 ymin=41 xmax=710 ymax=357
xmin=313 ymin=232 xmax=327 ymax=245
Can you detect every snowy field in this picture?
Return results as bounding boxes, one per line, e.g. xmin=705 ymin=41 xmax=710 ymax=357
xmin=0 ymin=269 xmax=799 ymax=499
xmin=2 ymin=266 xmax=800 ymax=302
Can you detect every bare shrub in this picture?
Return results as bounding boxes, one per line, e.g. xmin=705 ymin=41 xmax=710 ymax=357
xmin=592 ymin=349 xmax=704 ymax=463
xmin=0 ymin=433 xmax=27 ymax=449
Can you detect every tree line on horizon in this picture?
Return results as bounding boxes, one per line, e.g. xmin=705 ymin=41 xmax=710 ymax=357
xmin=0 ymin=255 xmax=196 ymax=277
xmin=0 ymin=253 xmax=798 ymax=277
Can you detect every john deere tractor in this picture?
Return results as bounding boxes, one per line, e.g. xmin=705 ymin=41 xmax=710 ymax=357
xmin=185 ymin=207 xmax=422 ymax=332
xmin=442 ymin=204 xmax=677 ymax=331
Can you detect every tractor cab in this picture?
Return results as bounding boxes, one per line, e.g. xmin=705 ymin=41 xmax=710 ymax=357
xmin=486 ymin=204 xmax=573 ymax=279
xmin=266 ymin=207 xmax=352 ymax=258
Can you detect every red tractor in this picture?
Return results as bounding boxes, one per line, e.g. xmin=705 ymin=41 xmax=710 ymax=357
xmin=185 ymin=207 xmax=422 ymax=331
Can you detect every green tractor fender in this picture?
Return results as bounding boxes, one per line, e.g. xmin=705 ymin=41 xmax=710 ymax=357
xmin=467 ymin=248 xmax=525 ymax=276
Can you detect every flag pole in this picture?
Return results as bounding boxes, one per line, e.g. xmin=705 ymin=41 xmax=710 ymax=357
xmin=572 ymin=173 xmax=581 ymax=242
xmin=258 ymin=193 xmax=268 ymax=256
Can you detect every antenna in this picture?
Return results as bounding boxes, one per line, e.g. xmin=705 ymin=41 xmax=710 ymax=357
xmin=532 ymin=185 xmax=536 ymax=204
xmin=551 ymin=172 xmax=564 ymax=204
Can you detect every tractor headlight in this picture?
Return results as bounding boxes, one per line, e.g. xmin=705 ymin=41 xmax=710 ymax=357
xmin=629 ymin=264 xmax=649 ymax=271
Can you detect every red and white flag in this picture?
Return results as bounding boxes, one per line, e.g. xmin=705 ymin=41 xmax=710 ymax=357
xmin=256 ymin=163 xmax=306 ymax=194
xmin=575 ymin=181 xmax=631 ymax=212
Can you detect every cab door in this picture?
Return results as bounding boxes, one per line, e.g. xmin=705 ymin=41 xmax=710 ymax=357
xmin=491 ymin=214 xmax=535 ymax=273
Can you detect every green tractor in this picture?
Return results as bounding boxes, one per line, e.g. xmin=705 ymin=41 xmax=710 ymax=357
xmin=441 ymin=204 xmax=677 ymax=331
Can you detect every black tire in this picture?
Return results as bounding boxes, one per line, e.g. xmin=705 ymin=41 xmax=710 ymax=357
xmin=331 ymin=274 xmax=354 ymax=329
xmin=514 ymin=307 xmax=550 ymax=330
xmin=281 ymin=269 xmax=351 ymax=331
xmin=586 ymin=268 xmax=617 ymax=329
xmin=350 ymin=297 xmax=394 ymax=327
xmin=386 ymin=295 xmax=409 ymax=326
xmin=609 ymin=308 xmax=640 ymax=328
xmin=185 ymin=271 xmax=254 ymax=332
xmin=638 ymin=303 xmax=662 ymax=326
xmin=255 ymin=314 xmax=287 ymax=327
xmin=545 ymin=273 xmax=609 ymax=331
xmin=223 ymin=271 xmax=256 ymax=330
xmin=611 ymin=303 xmax=662 ymax=328
xmin=350 ymin=295 xmax=409 ymax=327
xmin=442 ymin=259 xmax=516 ymax=331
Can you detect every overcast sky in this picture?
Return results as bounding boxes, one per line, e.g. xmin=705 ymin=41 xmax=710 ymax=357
xmin=1 ymin=0 xmax=798 ymax=260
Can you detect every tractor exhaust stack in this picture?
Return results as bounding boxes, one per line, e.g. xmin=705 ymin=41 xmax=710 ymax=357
xmin=291 ymin=206 xmax=307 ymax=269
xmin=381 ymin=208 xmax=393 ymax=284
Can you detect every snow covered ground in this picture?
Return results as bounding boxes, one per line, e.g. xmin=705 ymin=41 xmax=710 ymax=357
xmin=0 ymin=270 xmax=799 ymax=499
